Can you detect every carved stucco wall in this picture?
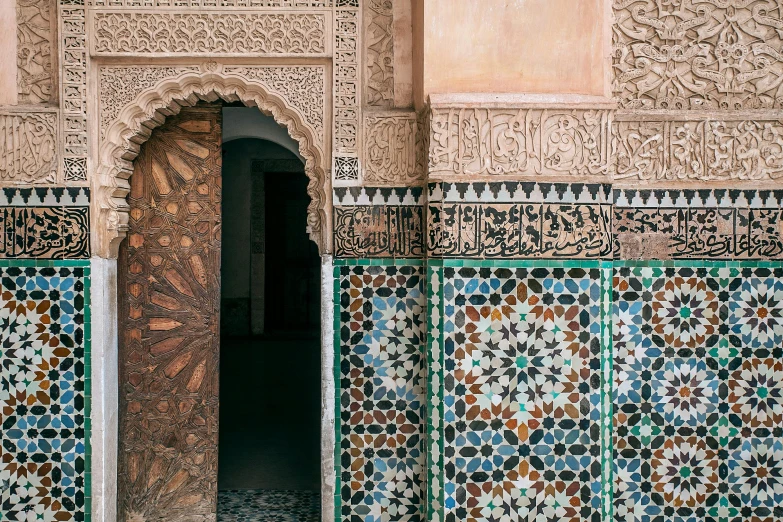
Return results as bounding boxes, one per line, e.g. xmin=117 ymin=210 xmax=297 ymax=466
xmin=612 ymin=0 xmax=783 ymax=185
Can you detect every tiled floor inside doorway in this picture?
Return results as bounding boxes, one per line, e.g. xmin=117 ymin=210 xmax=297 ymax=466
xmin=217 ymin=335 xmax=322 ymax=521
xmin=217 ymin=490 xmax=320 ymax=521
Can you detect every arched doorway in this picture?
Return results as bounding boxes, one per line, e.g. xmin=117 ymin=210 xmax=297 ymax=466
xmin=117 ymin=104 xmax=323 ymax=521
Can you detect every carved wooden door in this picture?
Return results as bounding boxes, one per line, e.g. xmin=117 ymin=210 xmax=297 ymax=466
xmin=118 ymin=106 xmax=223 ymax=522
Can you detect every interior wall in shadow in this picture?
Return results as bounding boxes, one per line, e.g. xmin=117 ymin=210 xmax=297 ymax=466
xmin=218 ymin=137 xmax=321 ymax=492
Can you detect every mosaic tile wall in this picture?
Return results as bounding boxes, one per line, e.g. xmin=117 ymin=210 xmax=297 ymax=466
xmin=0 ymin=261 xmax=91 ymax=522
xmin=335 ymin=261 xmax=426 ymax=522
xmin=331 ymin=186 xmax=783 ymax=522
xmin=424 ymin=258 xmax=783 ymax=522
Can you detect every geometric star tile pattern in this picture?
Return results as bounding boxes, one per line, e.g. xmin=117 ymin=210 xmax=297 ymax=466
xmin=216 ymin=490 xmax=320 ymax=522
xmin=439 ymin=265 xmax=604 ymax=522
xmin=614 ymin=263 xmax=783 ymax=522
xmin=336 ymin=263 xmax=425 ymax=522
xmin=0 ymin=263 xmax=90 ymax=522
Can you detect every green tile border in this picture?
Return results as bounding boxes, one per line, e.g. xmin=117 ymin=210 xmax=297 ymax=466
xmin=332 ymin=257 xmax=426 ymax=267
xmin=0 ymin=259 xmax=92 ymax=521
xmin=426 ymin=264 xmax=444 ymax=522
xmin=332 ymin=264 xmax=342 ymax=522
xmin=599 ymin=261 xmax=613 ymax=522
xmin=613 ymin=259 xmax=783 ymax=268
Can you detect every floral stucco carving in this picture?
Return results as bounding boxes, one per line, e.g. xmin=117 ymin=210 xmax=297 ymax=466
xmin=364 ymin=0 xmax=394 ymax=107
xmin=99 ymin=67 xmax=201 ymax=138
xmin=97 ymin=65 xmax=329 ymax=258
xmin=100 ymin=65 xmax=325 ymax=142
xmin=91 ymin=12 xmax=328 ymax=56
xmin=0 ymin=112 xmax=58 ymax=184
xmin=16 ymin=0 xmax=54 ymax=104
xmin=613 ymin=0 xmax=783 ymax=110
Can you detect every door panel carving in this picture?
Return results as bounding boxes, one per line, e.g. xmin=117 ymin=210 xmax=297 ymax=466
xmin=118 ymin=106 xmax=223 ymax=522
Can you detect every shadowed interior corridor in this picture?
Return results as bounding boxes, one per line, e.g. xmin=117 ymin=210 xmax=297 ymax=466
xmin=217 ymin=137 xmax=321 ymax=521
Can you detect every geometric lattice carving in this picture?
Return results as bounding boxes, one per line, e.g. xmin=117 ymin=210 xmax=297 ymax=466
xmin=118 ymin=107 xmax=222 ymax=522
xmin=333 ymin=2 xmax=360 ymax=181
xmin=333 ymin=156 xmax=359 ymax=181
xmin=60 ymin=3 xmax=89 ymax=181
xmin=64 ymin=157 xmax=88 ymax=182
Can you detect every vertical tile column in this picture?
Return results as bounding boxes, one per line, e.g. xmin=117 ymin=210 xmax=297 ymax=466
xmin=0 ymin=261 xmax=91 ymax=521
xmin=334 ymin=260 xmax=426 ymax=521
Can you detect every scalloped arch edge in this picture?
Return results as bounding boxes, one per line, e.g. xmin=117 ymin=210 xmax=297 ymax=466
xmin=95 ymin=69 xmax=331 ymax=259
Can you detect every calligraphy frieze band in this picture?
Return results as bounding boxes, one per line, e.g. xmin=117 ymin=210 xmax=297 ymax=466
xmin=427 ymin=182 xmax=613 ymax=259
xmin=90 ymin=11 xmax=330 ymax=56
xmin=615 ymin=188 xmax=783 ymax=260
xmin=613 ymin=115 xmax=783 ymax=182
xmin=334 ymin=204 xmax=424 ymax=258
xmin=427 ymin=99 xmax=783 ymax=185
xmin=0 ymin=206 xmax=90 ymax=259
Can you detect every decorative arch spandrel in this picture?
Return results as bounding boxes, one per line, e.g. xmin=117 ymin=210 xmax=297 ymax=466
xmin=95 ymin=63 xmax=331 ymax=259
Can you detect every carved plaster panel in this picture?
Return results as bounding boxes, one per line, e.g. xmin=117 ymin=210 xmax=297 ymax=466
xmin=90 ymin=11 xmax=329 ymax=56
xmin=224 ymin=66 xmax=325 ymax=141
xmin=0 ymin=112 xmax=58 ymax=184
xmin=612 ymin=114 xmax=783 ymax=182
xmin=429 ymin=107 xmax=614 ymax=179
xmin=99 ymin=66 xmax=202 ymax=137
xmin=363 ymin=112 xmax=423 ymax=184
xmin=613 ymin=0 xmax=783 ymax=110
xmin=17 ymin=0 xmax=55 ymax=104
xmin=333 ymin=3 xmax=361 ymax=184
xmin=88 ymin=0 xmax=340 ymax=6
xmin=99 ymin=66 xmax=325 ymax=145
xmin=364 ymin=0 xmax=393 ymax=107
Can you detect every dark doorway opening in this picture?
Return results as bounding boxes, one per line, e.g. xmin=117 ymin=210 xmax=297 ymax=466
xmin=217 ymin=137 xmax=321 ymax=521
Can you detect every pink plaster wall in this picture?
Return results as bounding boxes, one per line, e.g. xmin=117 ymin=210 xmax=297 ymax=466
xmin=420 ymin=0 xmax=609 ymax=99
